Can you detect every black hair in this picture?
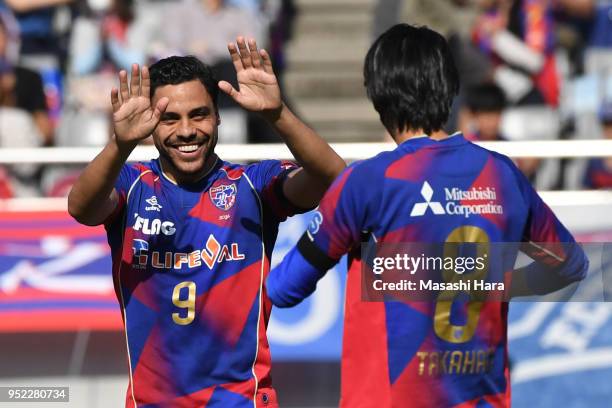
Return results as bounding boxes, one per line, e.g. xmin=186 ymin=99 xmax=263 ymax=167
xmin=364 ymin=24 xmax=460 ymax=135
xmin=466 ymin=83 xmax=506 ymax=112
xmin=149 ymin=55 xmax=219 ymax=113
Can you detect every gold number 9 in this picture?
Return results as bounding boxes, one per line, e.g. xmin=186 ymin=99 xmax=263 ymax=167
xmin=172 ymin=281 xmax=196 ymax=325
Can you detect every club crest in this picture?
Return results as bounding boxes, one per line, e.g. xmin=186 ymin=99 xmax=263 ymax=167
xmin=209 ymin=183 xmax=237 ymax=211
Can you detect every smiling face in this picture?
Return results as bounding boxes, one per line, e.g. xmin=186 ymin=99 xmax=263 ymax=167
xmin=151 ymin=80 xmax=219 ymax=184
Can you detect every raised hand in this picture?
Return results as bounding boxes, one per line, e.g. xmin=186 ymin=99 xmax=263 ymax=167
xmin=218 ymin=37 xmax=282 ymax=120
xmin=111 ymin=64 xmax=169 ymax=149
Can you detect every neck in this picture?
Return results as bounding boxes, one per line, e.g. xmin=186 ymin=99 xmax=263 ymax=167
xmin=161 ymin=154 xmax=218 ymax=185
xmin=394 ymin=129 xmax=449 ymax=144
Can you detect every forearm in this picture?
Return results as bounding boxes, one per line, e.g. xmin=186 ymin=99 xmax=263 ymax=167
xmin=267 ymin=105 xmax=345 ymax=185
xmin=5 ymin=0 xmax=72 ymax=12
xmin=555 ymin=0 xmax=594 ymax=18
xmin=68 ymin=138 xmax=133 ymax=225
xmin=267 ymin=245 xmax=330 ymax=307
xmin=510 ymin=246 xmax=589 ymax=297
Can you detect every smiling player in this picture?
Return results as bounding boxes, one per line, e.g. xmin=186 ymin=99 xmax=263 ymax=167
xmin=68 ymin=37 xmax=345 ymax=407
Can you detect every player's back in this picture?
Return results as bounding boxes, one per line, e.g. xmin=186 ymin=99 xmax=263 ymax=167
xmin=337 ymin=133 xmax=543 ymax=408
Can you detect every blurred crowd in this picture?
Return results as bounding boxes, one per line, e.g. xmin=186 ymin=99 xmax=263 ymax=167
xmin=374 ymin=0 xmax=612 ymax=190
xmin=0 ymin=0 xmax=296 ymax=197
xmin=0 ymin=0 xmax=610 ymax=197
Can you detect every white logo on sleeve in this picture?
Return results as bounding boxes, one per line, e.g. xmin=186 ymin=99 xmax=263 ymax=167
xmin=410 ymin=182 xmax=446 ymax=216
xmin=145 ymin=196 xmax=162 ymax=212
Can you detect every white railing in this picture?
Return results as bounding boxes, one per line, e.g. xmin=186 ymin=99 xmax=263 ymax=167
xmin=0 ymin=140 xmax=611 ymax=210
xmin=0 ymin=139 xmax=612 ymax=164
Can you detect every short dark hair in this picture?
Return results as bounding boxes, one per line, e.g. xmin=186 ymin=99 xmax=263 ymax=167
xmin=149 ymin=55 xmax=219 ymax=112
xmin=466 ymin=83 xmax=506 ymax=113
xmin=364 ymin=24 xmax=460 ymax=135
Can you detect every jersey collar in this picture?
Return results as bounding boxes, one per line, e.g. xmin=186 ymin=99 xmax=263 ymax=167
xmin=398 ymin=131 xmax=466 ymax=149
xmin=153 ymin=155 xmax=222 ymax=188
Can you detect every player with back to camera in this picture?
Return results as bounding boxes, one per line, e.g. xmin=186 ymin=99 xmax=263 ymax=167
xmin=67 ymin=37 xmax=345 ymax=407
xmin=267 ymin=24 xmax=589 ymax=407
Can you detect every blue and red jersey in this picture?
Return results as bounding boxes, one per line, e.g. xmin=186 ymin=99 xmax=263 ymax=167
xmin=267 ymin=134 xmax=588 ymax=407
xmin=105 ymin=156 xmax=304 ymax=407
xmin=584 ymin=158 xmax=612 ymax=189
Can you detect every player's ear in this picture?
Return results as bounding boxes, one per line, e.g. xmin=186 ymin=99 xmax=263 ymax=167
xmin=216 ymin=110 xmax=221 ymax=126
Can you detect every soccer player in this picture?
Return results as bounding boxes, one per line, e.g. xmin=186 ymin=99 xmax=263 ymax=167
xmin=267 ymin=24 xmax=588 ymax=407
xmin=67 ymin=38 xmax=345 ymax=407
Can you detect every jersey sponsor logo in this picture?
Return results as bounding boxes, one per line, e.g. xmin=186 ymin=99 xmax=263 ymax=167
xmin=133 ymin=214 xmax=176 ymax=236
xmin=209 ymin=183 xmax=237 ymax=211
xmin=145 ymin=196 xmax=162 ymax=212
xmin=132 ymin=239 xmax=149 ymax=269
xmin=411 ymin=182 xmax=504 ymax=218
xmin=131 ymin=234 xmax=245 ymax=270
xmin=411 ymin=182 xmax=445 ymax=216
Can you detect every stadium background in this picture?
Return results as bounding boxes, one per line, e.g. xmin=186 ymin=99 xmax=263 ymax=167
xmin=0 ymin=0 xmax=610 ymax=406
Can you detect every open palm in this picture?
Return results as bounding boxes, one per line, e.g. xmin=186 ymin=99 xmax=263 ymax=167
xmin=111 ymin=64 xmax=169 ymax=147
xmin=219 ymin=38 xmax=282 ymax=116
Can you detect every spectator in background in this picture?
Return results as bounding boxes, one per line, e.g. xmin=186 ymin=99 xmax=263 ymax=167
xmin=0 ymin=0 xmax=73 ymax=64
xmin=584 ymin=102 xmax=612 ymax=189
xmin=159 ymin=0 xmax=281 ymax=143
xmin=70 ymin=0 xmax=145 ymax=76
xmin=465 ymin=83 xmax=508 ymax=142
xmin=465 ymin=83 xmax=541 ymax=180
xmin=472 ymin=0 xmax=560 ymax=107
xmin=0 ymin=10 xmax=52 ymax=145
xmin=0 ymin=0 xmax=73 ymax=135
xmin=588 ymin=0 xmax=612 ymax=48
xmin=160 ymin=0 xmax=260 ymax=65
xmin=0 ymin=63 xmax=46 ymax=196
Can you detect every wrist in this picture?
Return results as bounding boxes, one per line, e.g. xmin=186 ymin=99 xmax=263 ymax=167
xmin=262 ymin=102 xmax=287 ymax=124
xmin=110 ymin=136 xmax=137 ymax=159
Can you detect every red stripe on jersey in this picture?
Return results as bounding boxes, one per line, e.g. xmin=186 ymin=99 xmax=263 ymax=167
xmin=318 ymin=168 xmax=353 ymax=260
xmin=117 ymin=228 xmax=160 ymax=312
xmin=197 ymin=260 xmax=262 ymax=346
xmin=219 ymin=378 xmax=256 ymax=403
xmin=130 ymin=325 xmax=177 ymax=404
xmin=168 ymin=384 xmax=217 ymax=407
xmin=252 ymin=265 xmax=276 ymax=405
xmin=222 ymin=165 xmax=245 ymax=180
xmin=390 ymin=333 xmax=452 ymax=407
xmin=385 ymin=148 xmax=435 ymax=182
xmin=189 ymin=184 xmax=236 ymax=228
xmin=463 ymin=156 xmax=507 ymax=230
xmin=340 ymin=260 xmax=392 ymax=407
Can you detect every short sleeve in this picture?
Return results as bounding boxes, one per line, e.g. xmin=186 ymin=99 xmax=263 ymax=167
xmin=515 ymin=164 xmax=587 ymax=279
xmin=104 ymin=163 xmax=143 ymax=226
xmin=303 ymin=164 xmax=370 ymax=264
xmin=245 ymin=159 xmax=306 ymax=221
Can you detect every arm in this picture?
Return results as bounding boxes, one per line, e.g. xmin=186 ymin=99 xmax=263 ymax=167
xmin=554 ymin=0 xmax=594 ymax=18
xmin=510 ymin=168 xmax=589 ymax=297
xmin=267 ymin=167 xmax=363 ymax=307
xmin=68 ymin=64 xmax=168 ymax=226
xmin=219 ymin=37 xmax=346 ymax=209
xmin=5 ymin=0 xmax=73 ymax=12
xmin=32 ymin=111 xmax=53 ymax=146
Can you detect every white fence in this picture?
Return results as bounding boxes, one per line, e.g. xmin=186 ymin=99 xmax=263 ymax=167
xmin=2 ymin=140 xmax=612 ymax=164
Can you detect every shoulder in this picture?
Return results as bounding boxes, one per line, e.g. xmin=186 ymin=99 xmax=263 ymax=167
xmin=122 ymin=161 xmax=159 ymax=187
xmin=341 ymin=148 xmax=404 ymax=186
xmin=219 ymin=161 xmax=247 ymax=180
